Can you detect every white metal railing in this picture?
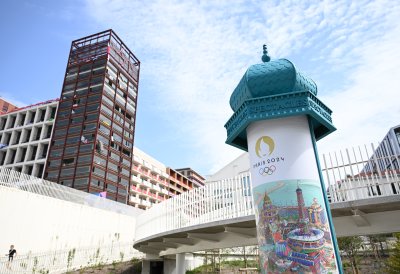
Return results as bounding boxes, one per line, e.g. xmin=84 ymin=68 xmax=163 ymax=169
xmin=321 ymin=142 xmax=400 ymax=203
xmin=0 ymin=167 xmax=140 ymax=217
xmin=135 ymin=173 xmax=253 ymax=241
xmin=135 ymin=143 xmax=400 ymax=242
xmin=0 ymin=242 xmax=142 ymax=274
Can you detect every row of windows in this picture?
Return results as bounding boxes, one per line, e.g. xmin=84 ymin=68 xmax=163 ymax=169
xmin=47 ymin=164 xmax=129 ymax=187
xmin=0 ymin=106 xmax=57 ymax=130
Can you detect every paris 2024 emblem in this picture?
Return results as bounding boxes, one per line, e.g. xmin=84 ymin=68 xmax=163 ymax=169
xmin=253 ymin=136 xmax=283 ymax=177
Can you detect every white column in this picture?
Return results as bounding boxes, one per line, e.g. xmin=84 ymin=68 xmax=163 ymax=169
xmin=176 ymin=253 xmax=185 ymax=274
xmin=246 ymin=115 xmax=339 ymax=273
xmin=141 ymin=260 xmax=150 ymax=274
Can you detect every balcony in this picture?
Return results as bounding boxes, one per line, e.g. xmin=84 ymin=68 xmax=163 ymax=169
xmin=130 ymin=196 xmax=140 ymax=204
xmin=153 ymin=185 xmax=161 ymax=192
xmin=104 ymin=84 xmax=115 ymax=99
xmin=131 ymin=175 xmax=141 ymax=183
xmin=133 ymin=155 xmax=141 ymax=163
xmin=161 ymin=188 xmax=169 ymax=195
xmin=142 ymin=179 xmax=152 ymax=188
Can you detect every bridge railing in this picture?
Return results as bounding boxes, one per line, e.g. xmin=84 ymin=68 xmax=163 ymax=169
xmin=135 ymin=173 xmax=253 ymax=241
xmin=0 ymin=167 xmax=140 ymax=217
xmin=321 ymin=141 xmax=400 ymax=203
xmin=136 ymin=142 xmax=400 ymax=242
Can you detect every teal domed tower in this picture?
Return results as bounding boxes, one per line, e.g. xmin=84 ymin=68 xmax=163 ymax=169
xmin=225 ymin=45 xmax=335 ymax=151
xmin=225 ymin=46 xmax=342 ymax=273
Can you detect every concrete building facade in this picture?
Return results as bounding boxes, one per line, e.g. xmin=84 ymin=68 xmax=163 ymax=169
xmin=364 ymin=124 xmax=400 ymax=172
xmin=0 ymin=99 xmax=58 ymax=177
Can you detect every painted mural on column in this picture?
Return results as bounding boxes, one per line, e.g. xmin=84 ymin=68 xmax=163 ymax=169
xmin=254 ymin=180 xmax=336 ymax=273
xmin=247 ymin=117 xmax=338 ymax=273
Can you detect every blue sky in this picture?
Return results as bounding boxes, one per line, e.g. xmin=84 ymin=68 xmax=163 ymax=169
xmin=1 ymin=0 xmax=399 ymax=176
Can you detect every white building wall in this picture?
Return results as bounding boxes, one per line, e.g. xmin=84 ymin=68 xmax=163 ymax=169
xmin=0 ymin=185 xmax=139 ymax=255
xmin=206 ymin=152 xmax=250 ymax=182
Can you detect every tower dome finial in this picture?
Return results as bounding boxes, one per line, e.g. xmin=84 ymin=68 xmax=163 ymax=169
xmin=261 ymin=44 xmax=271 ymax=63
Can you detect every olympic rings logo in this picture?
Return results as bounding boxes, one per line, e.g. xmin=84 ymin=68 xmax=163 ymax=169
xmin=259 ymin=165 xmax=276 ymax=176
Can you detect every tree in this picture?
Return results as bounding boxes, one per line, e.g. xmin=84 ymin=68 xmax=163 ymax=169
xmin=386 ymin=233 xmax=400 ymax=274
xmin=338 ymin=236 xmax=363 ymax=274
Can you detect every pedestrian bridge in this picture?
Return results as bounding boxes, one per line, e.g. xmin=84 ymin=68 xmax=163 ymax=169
xmin=134 ymin=144 xmax=400 ymax=256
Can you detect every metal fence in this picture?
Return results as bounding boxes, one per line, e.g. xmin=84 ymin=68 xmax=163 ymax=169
xmin=0 ymin=242 xmax=142 ymax=274
xmin=135 ymin=143 xmax=400 ymax=242
xmin=135 ymin=173 xmax=253 ymax=241
xmin=0 ymin=167 xmax=140 ymax=217
xmin=321 ymin=142 xmax=400 ymax=203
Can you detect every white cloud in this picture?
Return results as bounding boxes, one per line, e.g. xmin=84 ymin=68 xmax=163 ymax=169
xmin=319 ymin=23 xmax=400 ymax=153
xmin=85 ymin=0 xmax=400 ymax=174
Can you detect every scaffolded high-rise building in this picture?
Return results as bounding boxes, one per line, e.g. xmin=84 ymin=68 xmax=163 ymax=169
xmin=44 ymin=30 xmax=140 ymax=203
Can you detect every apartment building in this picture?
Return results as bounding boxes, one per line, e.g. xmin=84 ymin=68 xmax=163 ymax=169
xmin=364 ymin=124 xmax=400 ymax=172
xmin=0 ymin=99 xmax=58 ymax=177
xmin=175 ymin=167 xmax=205 ymax=187
xmin=44 ymin=30 xmax=140 ymax=204
xmin=131 ymin=147 xmax=202 ymax=209
xmin=0 ymin=98 xmax=18 ymax=114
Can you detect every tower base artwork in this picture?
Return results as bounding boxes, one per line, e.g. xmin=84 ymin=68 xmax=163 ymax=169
xmin=255 ymin=180 xmax=337 ymax=273
xmin=225 ymin=46 xmax=342 ymax=273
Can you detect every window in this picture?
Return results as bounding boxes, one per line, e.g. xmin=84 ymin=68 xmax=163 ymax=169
xmin=91 ymin=179 xmax=104 ymax=188
xmin=8 ymin=116 xmax=16 ymax=128
xmin=54 ymin=129 xmax=67 ymax=137
xmin=78 ymin=154 xmax=92 ymax=164
xmin=92 ymin=167 xmax=105 ymax=177
xmin=76 ymin=80 xmax=89 ymax=89
xmin=50 ymin=107 xmax=57 ymax=119
xmin=50 ymin=148 xmax=63 ymax=158
xmin=76 ymin=166 xmax=90 ymax=175
xmin=2 ymin=103 xmax=9 ymax=112
xmin=66 ymin=136 xmax=80 ymax=145
xmin=83 ymin=122 xmax=97 ymax=132
xmin=90 ymin=76 xmax=104 ymax=86
xmin=60 ymin=168 xmax=75 ymax=177
xmin=55 ymin=119 xmax=69 ymax=128
xmin=68 ymin=126 xmax=81 ymax=135
xmin=49 ymin=159 xmax=61 ymax=167
xmin=122 ymin=148 xmax=130 ymax=157
xmin=106 ymin=183 xmax=117 ymax=193
xmin=85 ymin=113 xmax=98 ymax=122
xmin=64 ymin=146 xmax=78 ymax=155
xmin=75 ymin=87 xmax=88 ymax=97
xmin=53 ymin=138 xmax=65 ymax=147
xmin=80 ymin=143 xmax=94 ymax=153
xmin=86 ymin=104 xmax=99 ymax=112
xmin=108 ymin=161 xmax=118 ymax=171
xmin=47 ymin=171 xmax=59 ymax=180
xmin=61 ymin=179 xmax=73 ymax=187
xmin=62 ymin=158 xmax=75 ymax=165
xmin=71 ymin=116 xmax=84 ymax=124
xmin=74 ymin=178 xmax=89 ymax=187
xmin=94 ymin=155 xmax=106 ymax=166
